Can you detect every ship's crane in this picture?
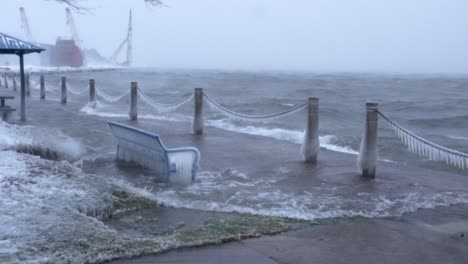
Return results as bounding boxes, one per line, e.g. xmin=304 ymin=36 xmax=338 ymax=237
xmin=19 ymin=7 xmax=34 ymax=42
xmin=66 ymin=8 xmax=82 ymax=48
xmin=110 ymin=9 xmax=133 ymax=66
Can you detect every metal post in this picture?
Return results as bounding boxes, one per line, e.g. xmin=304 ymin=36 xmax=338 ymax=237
xmin=358 ymin=102 xmax=379 ymax=178
xmin=13 ymin=74 xmax=17 ymax=92
xmin=19 ymin=54 xmax=26 ymax=121
xmin=302 ymin=97 xmax=320 ymax=163
xmin=25 ymin=73 xmax=30 ymax=96
xmin=40 ymin=75 xmax=45 ymax=100
xmin=129 ymin=82 xmax=138 ymax=120
xmin=61 ymin=76 xmax=67 ymax=104
xmin=89 ymin=79 xmax=96 ymax=107
xmin=4 ymin=74 xmax=8 ymax=89
xmin=193 ymin=88 xmax=204 ymax=135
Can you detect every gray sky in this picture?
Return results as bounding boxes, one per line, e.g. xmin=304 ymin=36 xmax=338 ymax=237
xmin=1 ymin=0 xmax=468 ymax=73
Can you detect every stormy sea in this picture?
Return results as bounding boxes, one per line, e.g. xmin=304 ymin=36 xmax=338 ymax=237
xmin=1 ymin=68 xmax=468 ymax=263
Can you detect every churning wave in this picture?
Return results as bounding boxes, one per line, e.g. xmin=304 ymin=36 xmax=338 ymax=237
xmin=80 ymin=103 xmax=359 ymax=155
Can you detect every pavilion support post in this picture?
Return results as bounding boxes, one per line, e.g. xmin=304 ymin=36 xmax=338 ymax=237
xmin=302 ymin=97 xmax=320 ymax=163
xmin=61 ymin=77 xmax=67 ymax=104
xmin=40 ymin=75 xmax=45 ymax=100
xmin=19 ymin=53 xmax=26 ymax=121
xmin=193 ymin=88 xmax=204 ymax=135
xmin=358 ymin=102 xmax=379 ymax=178
xmin=25 ymin=73 xmax=30 ymax=96
xmin=89 ymin=79 xmax=96 ymax=107
xmin=129 ymin=82 xmax=138 ymax=120
xmin=13 ymin=74 xmax=17 ymax=92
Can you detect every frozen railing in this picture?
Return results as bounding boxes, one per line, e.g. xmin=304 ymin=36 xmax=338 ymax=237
xmin=138 ymin=87 xmax=194 ymax=113
xmin=0 ymin=73 xmax=322 ymax=164
xmin=203 ymin=92 xmax=308 ymax=121
xmin=10 ymin=73 xmax=466 ymax=177
xmin=358 ymin=102 xmax=468 ymax=178
xmin=378 ymin=110 xmax=468 ymax=169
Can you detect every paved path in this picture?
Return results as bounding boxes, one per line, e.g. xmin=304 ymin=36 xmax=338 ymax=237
xmin=110 ymin=205 xmax=468 ymax=264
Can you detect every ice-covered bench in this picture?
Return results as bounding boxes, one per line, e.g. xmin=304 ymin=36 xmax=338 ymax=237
xmin=107 ymin=121 xmax=200 ymax=184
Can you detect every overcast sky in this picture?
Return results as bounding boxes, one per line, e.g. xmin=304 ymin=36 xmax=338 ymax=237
xmin=1 ymin=0 xmax=468 ymax=73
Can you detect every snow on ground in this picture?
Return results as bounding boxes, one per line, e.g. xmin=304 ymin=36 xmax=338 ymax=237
xmin=0 ymin=122 xmax=166 ymax=263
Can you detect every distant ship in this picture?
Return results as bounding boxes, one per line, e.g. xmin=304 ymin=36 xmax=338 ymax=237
xmin=20 ymin=7 xmax=132 ymax=68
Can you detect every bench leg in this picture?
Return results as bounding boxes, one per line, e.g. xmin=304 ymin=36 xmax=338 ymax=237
xmin=2 ymin=111 xmax=8 ymax=122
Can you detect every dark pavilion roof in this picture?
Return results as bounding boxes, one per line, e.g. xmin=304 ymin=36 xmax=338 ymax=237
xmin=0 ymin=32 xmax=45 ymax=55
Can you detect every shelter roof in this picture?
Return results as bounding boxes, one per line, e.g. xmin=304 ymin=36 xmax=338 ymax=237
xmin=0 ymin=32 xmax=44 ymax=55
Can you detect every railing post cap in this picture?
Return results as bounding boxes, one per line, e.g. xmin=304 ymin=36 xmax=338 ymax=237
xmin=131 ymin=81 xmax=138 ymax=87
xmin=90 ymin=79 xmax=95 ymax=83
xmin=366 ymin=102 xmax=379 ymax=108
xmin=195 ymin=87 xmax=203 ymax=91
xmin=308 ymin=97 xmax=319 ymax=103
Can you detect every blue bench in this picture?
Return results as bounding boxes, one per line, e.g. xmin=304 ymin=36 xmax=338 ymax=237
xmin=107 ymin=121 xmax=200 ymax=184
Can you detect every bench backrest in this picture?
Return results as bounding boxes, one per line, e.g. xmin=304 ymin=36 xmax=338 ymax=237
xmin=108 ymin=121 xmax=171 ymax=180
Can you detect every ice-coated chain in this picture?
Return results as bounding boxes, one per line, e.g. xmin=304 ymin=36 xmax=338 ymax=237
xmin=378 ymin=110 xmax=468 ymax=169
xmin=67 ymin=83 xmax=89 ymax=95
xmin=96 ymin=87 xmax=130 ymax=103
xmin=203 ymin=92 xmax=308 ymax=121
xmin=138 ymin=88 xmax=194 ymax=113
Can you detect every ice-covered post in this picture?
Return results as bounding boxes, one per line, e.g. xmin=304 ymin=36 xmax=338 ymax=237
xmin=40 ymin=75 xmax=45 ymax=100
xmin=26 ymin=73 xmax=31 ymax=96
xmin=129 ymin=81 xmax=138 ymax=120
xmin=193 ymin=88 xmax=204 ymax=135
xmin=89 ymin=79 xmax=96 ymax=107
xmin=302 ymin=97 xmax=320 ymax=163
xmin=61 ymin=76 xmax=67 ymax=104
xmin=358 ymin=102 xmax=379 ymax=178
xmin=13 ymin=75 xmax=17 ymax=92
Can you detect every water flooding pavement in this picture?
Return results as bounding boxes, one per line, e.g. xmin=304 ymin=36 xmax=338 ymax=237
xmin=11 ymin=96 xmax=468 ymax=263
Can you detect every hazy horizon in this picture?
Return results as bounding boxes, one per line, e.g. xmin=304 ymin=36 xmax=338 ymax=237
xmin=1 ymin=0 xmax=468 ymax=74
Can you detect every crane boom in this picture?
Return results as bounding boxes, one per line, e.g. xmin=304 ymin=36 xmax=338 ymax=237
xmin=66 ymin=8 xmax=82 ymax=48
xmin=19 ymin=7 xmax=34 ymax=42
xmin=126 ymin=9 xmax=133 ymax=66
xmin=110 ymin=38 xmax=128 ymax=63
xmin=109 ymin=9 xmax=133 ymax=66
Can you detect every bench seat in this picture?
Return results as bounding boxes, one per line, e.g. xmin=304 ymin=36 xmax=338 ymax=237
xmin=107 ymin=121 xmax=200 ymax=184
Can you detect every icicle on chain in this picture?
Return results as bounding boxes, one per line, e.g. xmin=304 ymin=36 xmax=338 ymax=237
xmin=67 ymin=83 xmax=89 ymax=95
xmin=138 ymin=88 xmax=194 ymax=107
xmin=137 ymin=88 xmax=194 ymax=113
xmin=96 ymin=87 xmax=130 ymax=103
xmin=203 ymin=92 xmax=308 ymax=121
xmin=378 ymin=110 xmax=468 ymax=170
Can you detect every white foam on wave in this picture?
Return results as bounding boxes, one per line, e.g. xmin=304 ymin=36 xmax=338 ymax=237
xmin=0 ymin=121 xmax=82 ymax=159
xmin=206 ymin=119 xmax=358 ymax=155
xmin=152 ymin=169 xmax=468 ymax=221
xmin=81 ymin=103 xmax=358 ymax=155
xmin=448 ymin=135 xmax=468 ymax=141
xmin=0 ymin=121 xmax=33 ymax=147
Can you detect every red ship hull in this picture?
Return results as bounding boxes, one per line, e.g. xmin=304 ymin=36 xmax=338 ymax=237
xmin=51 ymin=39 xmax=83 ymax=67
